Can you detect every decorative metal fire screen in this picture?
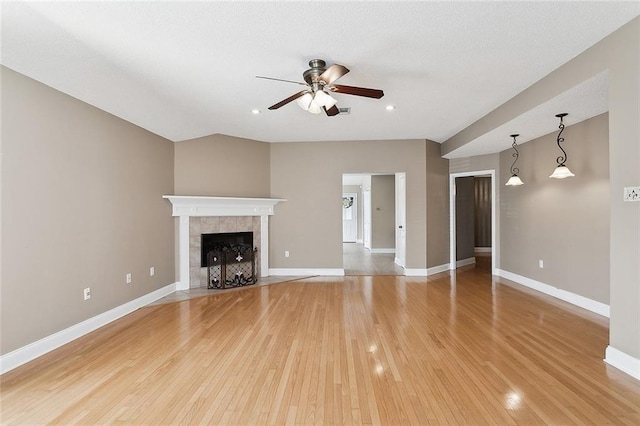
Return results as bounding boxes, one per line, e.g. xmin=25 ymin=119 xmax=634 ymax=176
xmin=207 ymin=244 xmax=257 ymax=289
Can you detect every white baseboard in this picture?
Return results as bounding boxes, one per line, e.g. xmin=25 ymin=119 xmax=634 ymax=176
xmin=474 ymin=247 xmax=492 ymax=253
xmin=404 ymin=268 xmax=428 ymax=276
xmin=0 ymin=283 xmax=177 ymax=375
xmin=604 ymin=346 xmax=640 ymax=380
xmin=427 ymin=263 xmax=451 ymax=275
xmin=495 ymin=269 xmax=610 ymax=317
xmin=269 ymin=268 xmax=345 ymax=276
xmin=369 ymin=248 xmax=396 ymax=254
xmin=456 ymin=257 xmax=476 ymax=267
xmin=404 ymin=263 xmax=451 ymax=277
xmin=357 ymin=239 xmax=363 ymax=244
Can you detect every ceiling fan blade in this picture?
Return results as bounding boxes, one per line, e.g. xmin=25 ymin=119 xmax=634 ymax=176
xmin=324 ymin=105 xmax=340 ymax=116
xmin=318 ymin=64 xmax=350 ymax=85
xmin=331 ymin=84 xmax=384 ymax=99
xmin=256 ymin=76 xmax=308 ymax=86
xmin=268 ymin=90 xmax=308 ymax=110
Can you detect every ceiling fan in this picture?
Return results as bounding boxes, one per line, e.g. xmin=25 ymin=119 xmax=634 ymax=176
xmin=257 ymin=59 xmax=384 ymax=116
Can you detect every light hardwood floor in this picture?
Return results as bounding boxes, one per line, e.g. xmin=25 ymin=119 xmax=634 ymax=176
xmin=2 ymin=260 xmax=639 ymax=424
xmin=343 ymin=242 xmax=404 ymax=275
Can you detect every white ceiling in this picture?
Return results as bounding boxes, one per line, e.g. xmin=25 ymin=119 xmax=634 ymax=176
xmin=2 ymin=1 xmax=639 ymax=152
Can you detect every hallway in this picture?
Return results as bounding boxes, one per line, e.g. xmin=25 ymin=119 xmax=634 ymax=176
xmin=343 ymin=242 xmax=404 ymax=275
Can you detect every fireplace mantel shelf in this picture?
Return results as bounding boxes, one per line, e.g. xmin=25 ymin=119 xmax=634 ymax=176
xmin=163 ymin=195 xmax=286 ymax=217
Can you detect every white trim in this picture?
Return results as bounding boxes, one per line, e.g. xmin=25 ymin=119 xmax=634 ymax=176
xmin=496 ymin=269 xmax=610 ymax=317
xmin=405 ymin=268 xmax=428 ymax=276
xmin=474 ymin=247 xmax=492 ymax=253
xmin=369 ymin=248 xmax=395 ymax=254
xmin=356 ymin=239 xmax=363 ymax=244
xmin=456 ymin=257 xmax=476 ymax=268
xmin=405 ymin=263 xmax=451 ymax=277
xmin=449 ymin=170 xmax=497 ymax=275
xmin=604 ymin=346 xmax=640 ymax=380
xmin=0 ymin=283 xmax=177 ymax=375
xmin=162 ymin=195 xmax=286 ymax=217
xmin=260 ymin=215 xmax=270 ymax=277
xmin=178 ymin=215 xmax=190 ymax=291
xmin=427 ymin=263 xmax=451 ymax=275
xmin=269 ymin=268 xmax=345 ymax=276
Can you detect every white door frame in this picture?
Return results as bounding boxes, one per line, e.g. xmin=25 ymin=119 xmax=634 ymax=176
xmin=395 ymin=173 xmax=406 ymax=268
xmin=449 ymin=170 xmax=496 ymax=275
xmin=363 ymin=188 xmax=371 ymax=250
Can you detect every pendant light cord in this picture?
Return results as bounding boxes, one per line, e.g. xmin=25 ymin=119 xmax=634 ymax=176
xmin=509 ymin=134 xmax=520 ymax=176
xmin=555 ymin=114 xmax=568 ymax=167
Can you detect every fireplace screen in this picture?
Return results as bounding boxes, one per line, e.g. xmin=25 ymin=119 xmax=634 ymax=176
xmin=202 ymin=232 xmax=257 ymax=289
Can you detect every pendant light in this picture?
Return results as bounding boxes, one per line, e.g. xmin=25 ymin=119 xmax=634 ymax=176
xmin=549 ymin=113 xmax=575 ymax=179
xmin=505 ymin=134 xmax=524 ymax=186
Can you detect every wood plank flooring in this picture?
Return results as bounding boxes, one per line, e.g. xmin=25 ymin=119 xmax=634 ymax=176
xmin=2 ymin=260 xmax=639 ymax=424
xmin=343 ymin=243 xmax=404 ymax=276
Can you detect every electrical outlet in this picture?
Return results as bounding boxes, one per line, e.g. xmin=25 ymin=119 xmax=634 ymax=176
xmin=539 ymin=260 xmax=544 ymax=269
xmin=126 ymin=273 xmax=132 ymax=284
xmin=83 ymin=287 xmax=91 ymax=300
xmin=150 ymin=266 xmax=155 ymax=276
xmin=285 ymin=250 xmax=290 ymax=258
xmin=623 ymin=186 xmax=640 ymax=202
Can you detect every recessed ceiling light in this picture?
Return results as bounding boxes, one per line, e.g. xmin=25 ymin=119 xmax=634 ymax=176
xmin=251 ymin=109 xmax=261 ymax=114
xmin=385 ymin=105 xmax=395 ymax=111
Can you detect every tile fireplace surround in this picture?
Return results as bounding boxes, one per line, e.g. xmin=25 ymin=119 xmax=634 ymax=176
xmin=163 ymin=196 xmax=285 ymax=290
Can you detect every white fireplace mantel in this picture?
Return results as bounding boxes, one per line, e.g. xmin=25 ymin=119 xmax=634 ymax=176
xmin=162 ymin=195 xmax=285 ymax=217
xmin=163 ymin=195 xmax=286 ymax=290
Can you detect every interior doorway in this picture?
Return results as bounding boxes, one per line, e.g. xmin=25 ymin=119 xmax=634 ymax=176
xmin=449 ymin=170 xmax=497 ymax=274
xmin=343 ymin=173 xmax=406 ymax=275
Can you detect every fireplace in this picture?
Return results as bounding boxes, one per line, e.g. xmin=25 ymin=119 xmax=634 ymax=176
xmin=162 ymin=195 xmax=285 ymax=291
xmin=201 ymin=232 xmax=253 ymax=267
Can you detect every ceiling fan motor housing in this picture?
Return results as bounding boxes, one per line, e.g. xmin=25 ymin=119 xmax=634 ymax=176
xmin=303 ymin=59 xmax=328 ymax=88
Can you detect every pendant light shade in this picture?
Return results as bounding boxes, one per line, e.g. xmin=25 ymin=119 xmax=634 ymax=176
xmin=549 ymin=113 xmax=575 ymax=179
xmin=549 ymin=165 xmax=575 ymax=179
xmin=505 ymin=134 xmax=524 ymax=186
xmin=505 ymin=175 xmax=524 ymax=186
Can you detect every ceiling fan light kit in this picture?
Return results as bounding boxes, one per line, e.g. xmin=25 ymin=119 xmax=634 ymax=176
xmin=257 ymin=58 xmax=384 ymax=117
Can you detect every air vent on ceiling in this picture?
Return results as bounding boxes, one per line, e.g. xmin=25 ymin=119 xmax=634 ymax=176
xmin=338 ymin=107 xmax=351 ymax=115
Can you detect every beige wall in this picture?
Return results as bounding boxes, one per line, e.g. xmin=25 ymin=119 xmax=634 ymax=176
xmin=500 ymin=113 xmax=610 ymax=303
xmin=371 ymin=175 xmax=395 ymax=249
xmin=444 ymin=18 xmax=640 ymax=360
xmin=455 ymin=177 xmax=475 ymax=261
xmin=270 ymin=140 xmax=428 ymax=270
xmin=425 ymin=140 xmax=450 ymax=268
xmin=1 ymin=67 xmax=175 ymax=355
xmin=174 ymin=134 xmax=270 ymax=197
xmin=474 ymin=177 xmax=492 ymax=248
